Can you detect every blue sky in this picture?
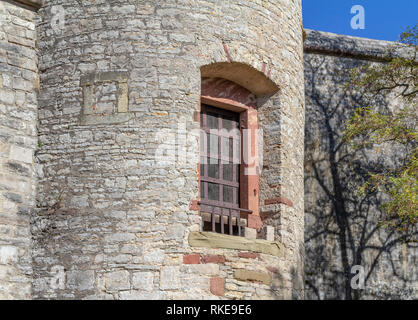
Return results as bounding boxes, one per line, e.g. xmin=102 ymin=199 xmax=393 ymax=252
xmin=302 ymin=0 xmax=418 ymax=41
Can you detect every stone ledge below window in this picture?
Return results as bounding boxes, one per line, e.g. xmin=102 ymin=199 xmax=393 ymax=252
xmin=188 ymin=231 xmax=284 ymax=258
xmin=13 ymin=0 xmax=43 ymax=10
xmin=80 ymin=113 xmax=134 ymax=125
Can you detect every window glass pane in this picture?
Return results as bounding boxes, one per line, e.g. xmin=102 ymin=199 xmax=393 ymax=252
xmin=221 ymin=137 xmax=231 ymax=160
xmin=207 ymin=113 xmax=218 ymax=129
xmin=208 ymin=157 xmax=219 ymax=179
xmin=208 ymin=183 xmax=219 ymax=201
xmin=223 ymin=185 xmax=233 ymax=203
xmin=223 ymin=162 xmax=233 ymax=181
xmin=200 ymin=130 xmax=206 ymax=154
xmin=221 ymin=117 xmax=231 ymax=131
xmin=200 ymin=181 xmax=205 ymax=198
xmin=200 ymin=106 xmax=242 ymax=210
xmin=200 ymin=156 xmax=205 ymax=177
xmin=234 ymin=138 xmax=241 ymax=164
xmin=208 ymin=134 xmax=218 ymax=155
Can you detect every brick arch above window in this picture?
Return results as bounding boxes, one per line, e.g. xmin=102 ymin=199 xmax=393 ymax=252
xmin=201 ymin=62 xmax=279 ymax=97
xmin=201 ymin=77 xmax=257 ymax=110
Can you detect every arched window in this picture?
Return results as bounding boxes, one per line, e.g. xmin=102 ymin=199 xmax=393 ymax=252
xmin=199 ymin=77 xmax=261 ymax=236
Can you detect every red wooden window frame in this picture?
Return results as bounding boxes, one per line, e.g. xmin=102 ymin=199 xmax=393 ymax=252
xmin=200 ymin=104 xmax=240 ymax=207
xmin=199 ymin=78 xmax=262 ymax=235
xmin=199 ymin=104 xmax=249 ymax=235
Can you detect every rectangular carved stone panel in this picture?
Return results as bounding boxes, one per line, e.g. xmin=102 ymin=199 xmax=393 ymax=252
xmin=80 ymin=71 xmax=132 ymax=125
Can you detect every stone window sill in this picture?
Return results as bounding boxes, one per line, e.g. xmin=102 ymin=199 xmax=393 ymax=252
xmin=13 ymin=0 xmax=43 ymax=10
xmin=188 ymin=232 xmax=284 ymax=258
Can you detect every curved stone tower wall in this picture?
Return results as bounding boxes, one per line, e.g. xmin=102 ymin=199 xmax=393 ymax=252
xmin=32 ymin=0 xmax=305 ymax=299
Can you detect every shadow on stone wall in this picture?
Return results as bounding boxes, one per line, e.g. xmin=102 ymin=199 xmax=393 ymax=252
xmin=304 ymin=49 xmax=417 ymax=300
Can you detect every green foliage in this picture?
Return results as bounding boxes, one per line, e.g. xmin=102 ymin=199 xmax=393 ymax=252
xmin=344 ymin=24 xmax=418 ymax=234
xmin=345 ymin=106 xmax=416 ymax=147
xmin=400 ymin=25 xmax=418 ymax=47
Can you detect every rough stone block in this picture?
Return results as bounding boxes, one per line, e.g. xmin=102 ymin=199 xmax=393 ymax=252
xmin=188 ymin=232 xmax=284 ymax=257
xmin=234 ymin=269 xmax=272 ymax=285
xmin=165 ymin=224 xmax=185 ymax=241
xmin=0 ymin=89 xmax=14 ymax=105
xmin=238 ymin=252 xmax=260 ymax=260
xmin=9 ymin=145 xmax=32 ymax=164
xmin=210 ymin=277 xmax=225 ymax=296
xmin=103 ymin=270 xmax=130 ymax=291
xmin=264 ymin=196 xmax=293 ymax=207
xmin=182 ymin=264 xmax=219 ymax=276
xmin=183 ymin=254 xmax=200 ymax=264
xmin=244 ymin=227 xmax=257 ymax=240
xmin=266 ymin=226 xmax=275 ymax=241
xmin=80 ymin=71 xmax=130 ymax=125
xmin=132 ymin=272 xmax=154 ymax=291
xmin=201 ymin=255 xmax=225 ymax=264
xmin=160 ymin=266 xmax=180 ymax=290
xmin=258 ymin=225 xmax=275 ymax=241
xmin=119 ymin=291 xmax=164 ymax=300
xmin=66 ymin=270 xmax=95 ymax=291
xmin=143 ymin=248 xmax=164 ymax=264
xmin=0 ymin=245 xmax=18 ymax=264
xmin=69 ymin=195 xmax=89 ymax=209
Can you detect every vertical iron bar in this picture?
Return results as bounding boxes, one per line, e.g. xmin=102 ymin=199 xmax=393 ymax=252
xmin=221 ymin=210 xmax=224 ymax=234
xmin=229 ymin=208 xmax=233 ymax=235
xmin=238 ymin=210 xmax=241 ymax=236
xmin=212 ymin=206 xmax=215 ymax=232
xmin=218 ymin=115 xmax=222 ymax=203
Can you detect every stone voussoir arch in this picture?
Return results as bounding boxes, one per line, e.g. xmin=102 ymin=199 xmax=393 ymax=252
xmin=198 ymin=41 xmax=281 ymax=98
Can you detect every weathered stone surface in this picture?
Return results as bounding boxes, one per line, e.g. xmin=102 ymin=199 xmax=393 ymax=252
xmin=238 ymin=252 xmax=260 ymax=260
xmin=0 ymin=246 xmax=18 ymax=264
xmin=244 ymin=227 xmax=257 ymax=240
xmin=119 ymin=290 xmax=164 ymax=300
xmin=103 ymin=271 xmax=130 ymax=291
xmin=189 ymin=232 xmax=284 ymax=258
xmin=182 ymin=264 xmax=219 ymax=276
xmin=304 ymin=30 xmax=417 ymax=300
xmin=3 ymin=0 xmax=305 ymax=300
xmin=201 ymin=255 xmax=225 ymax=264
xmin=0 ymin=0 xmax=37 ymax=300
xmin=160 ymin=266 xmax=180 ymax=290
xmin=304 ymin=29 xmax=415 ymax=61
xmin=183 ymin=254 xmax=200 ymax=265
xmin=210 ymin=277 xmax=225 ymax=297
xmin=258 ymin=226 xmax=275 ymax=242
xmin=14 ymin=1 xmax=44 ymax=10
xmin=9 ymin=145 xmax=33 ymax=164
xmin=234 ymin=269 xmax=272 ymax=285
xmin=0 ymin=0 xmax=413 ymax=301
xmin=132 ymin=272 xmax=154 ymax=291
xmin=66 ymin=270 xmax=95 ymax=291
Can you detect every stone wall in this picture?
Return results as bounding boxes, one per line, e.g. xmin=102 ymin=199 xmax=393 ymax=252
xmin=32 ymin=0 xmax=305 ymax=300
xmin=304 ymin=30 xmax=417 ymax=300
xmin=0 ymin=0 xmax=41 ymax=299
xmin=3 ymin=0 xmax=415 ymax=301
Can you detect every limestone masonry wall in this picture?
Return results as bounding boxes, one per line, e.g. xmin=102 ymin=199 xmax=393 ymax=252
xmin=0 ymin=0 xmax=40 ymax=299
xmin=31 ymin=0 xmax=305 ymax=299
xmin=1 ymin=0 xmax=415 ymax=301
xmin=304 ymin=29 xmax=417 ymax=300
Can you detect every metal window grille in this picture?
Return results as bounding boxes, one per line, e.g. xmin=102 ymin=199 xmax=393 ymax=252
xmin=199 ymin=104 xmax=251 ymax=236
